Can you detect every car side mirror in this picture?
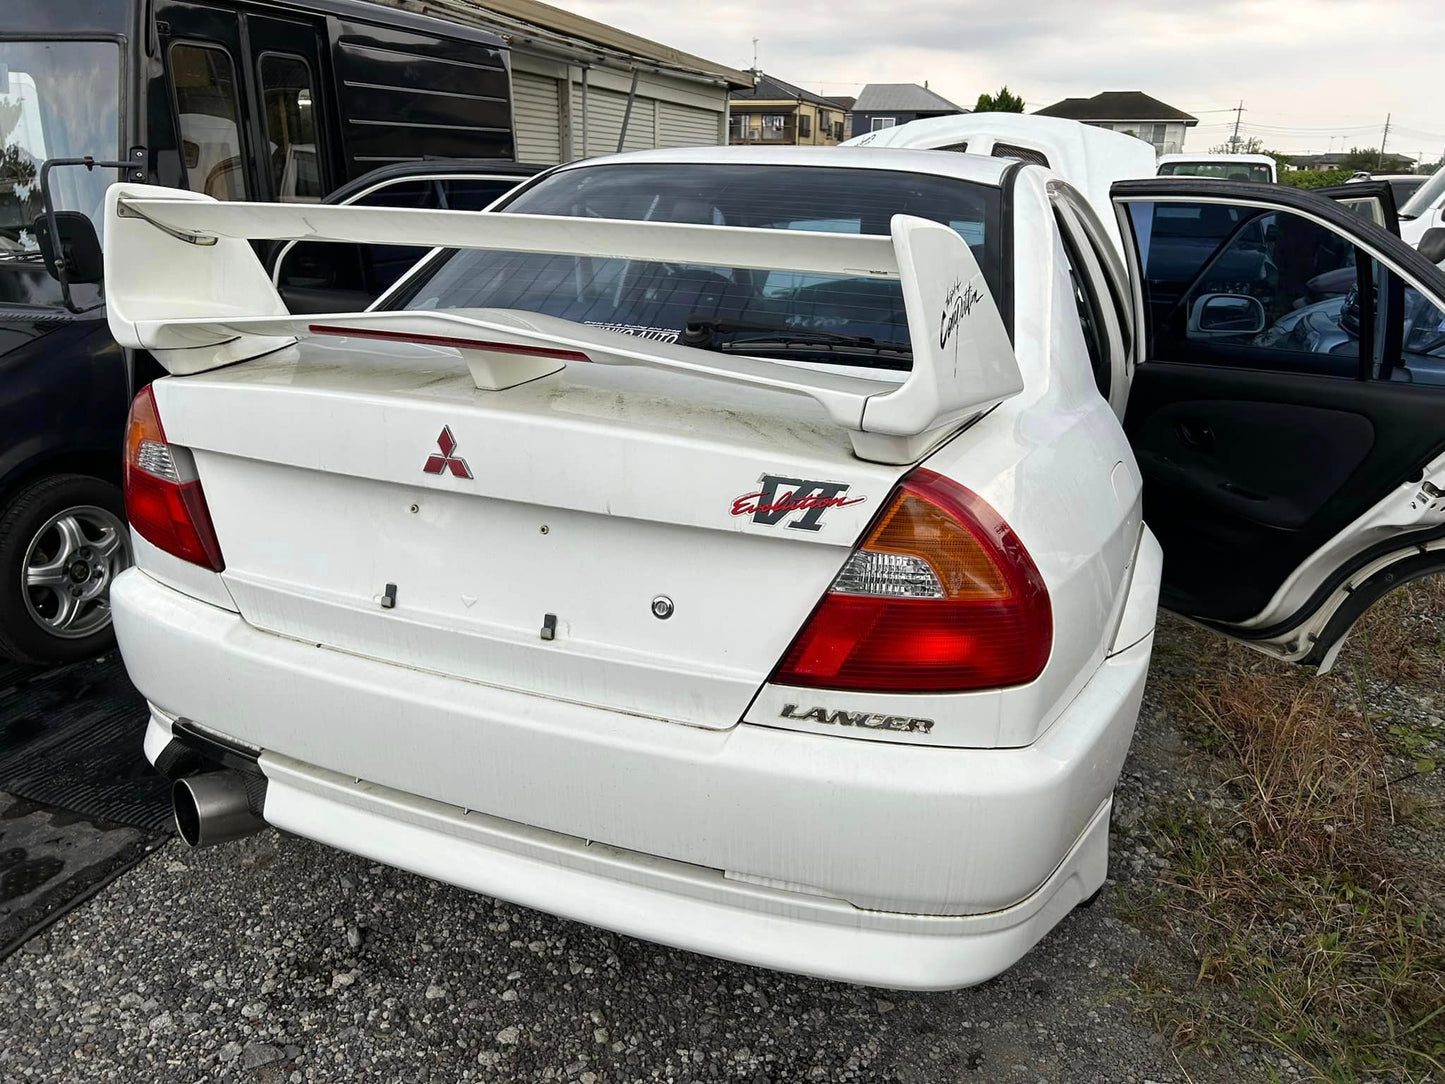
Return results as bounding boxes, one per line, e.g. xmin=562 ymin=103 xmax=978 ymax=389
xmin=1419 ymin=227 xmax=1445 ymax=266
xmin=32 ymin=211 xmax=104 ymax=285
xmin=1189 ymin=293 xmax=1267 ymax=336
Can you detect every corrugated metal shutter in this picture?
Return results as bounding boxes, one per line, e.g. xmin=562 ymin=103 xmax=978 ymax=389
xmin=570 ymin=85 xmax=659 ymax=156
xmin=656 ymin=101 xmax=720 ymax=148
xmin=513 ymin=71 xmax=562 ymax=164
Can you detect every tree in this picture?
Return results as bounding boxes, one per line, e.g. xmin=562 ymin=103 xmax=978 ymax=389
xmin=1339 ymin=146 xmax=1414 ymax=173
xmin=973 ymin=86 xmax=1024 ymax=113
xmin=1210 ymin=136 xmax=1266 ymax=155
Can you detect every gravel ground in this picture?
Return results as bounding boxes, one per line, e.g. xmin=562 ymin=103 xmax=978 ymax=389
xmin=0 ymin=624 xmax=1309 ymax=1084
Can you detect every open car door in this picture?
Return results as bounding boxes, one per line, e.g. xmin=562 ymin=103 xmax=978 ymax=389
xmin=1111 ymin=177 xmax=1445 ymax=669
xmin=1314 ymin=179 xmax=1401 ymax=236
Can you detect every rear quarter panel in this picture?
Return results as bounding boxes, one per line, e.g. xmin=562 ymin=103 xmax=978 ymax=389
xmin=748 ymin=170 xmax=1143 ymax=748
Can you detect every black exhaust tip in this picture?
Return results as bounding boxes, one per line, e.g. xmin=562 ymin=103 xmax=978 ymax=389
xmin=172 ymin=772 xmax=264 ymax=848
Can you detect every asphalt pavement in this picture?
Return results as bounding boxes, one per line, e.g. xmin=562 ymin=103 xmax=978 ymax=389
xmin=0 ymin=631 xmax=1297 ymax=1083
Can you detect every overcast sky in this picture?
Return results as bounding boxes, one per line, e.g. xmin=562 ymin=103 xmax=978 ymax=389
xmin=558 ymin=0 xmax=1445 ymax=160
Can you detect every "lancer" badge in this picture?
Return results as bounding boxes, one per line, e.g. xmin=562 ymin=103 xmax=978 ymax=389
xmin=780 ymin=703 xmax=934 ymax=734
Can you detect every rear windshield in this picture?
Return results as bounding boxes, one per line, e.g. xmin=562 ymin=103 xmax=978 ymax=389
xmin=1157 ymin=161 xmax=1273 ymax=183
xmin=384 ymin=163 xmax=1004 ymax=368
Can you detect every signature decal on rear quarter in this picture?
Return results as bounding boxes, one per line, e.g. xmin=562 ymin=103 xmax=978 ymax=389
xmin=731 ymin=474 xmax=866 ymax=532
xmin=939 ymin=278 xmax=984 ymax=352
xmin=780 ymin=704 xmax=934 ymax=735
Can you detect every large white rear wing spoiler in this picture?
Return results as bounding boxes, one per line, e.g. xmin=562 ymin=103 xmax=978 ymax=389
xmin=103 ymin=183 xmax=1021 ymax=463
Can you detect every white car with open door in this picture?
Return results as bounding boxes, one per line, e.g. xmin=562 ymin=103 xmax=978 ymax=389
xmin=1400 ymin=167 xmax=1445 ymax=250
xmin=841 ymin=112 xmax=1157 ymax=259
xmin=102 ymin=146 xmax=1445 ymax=990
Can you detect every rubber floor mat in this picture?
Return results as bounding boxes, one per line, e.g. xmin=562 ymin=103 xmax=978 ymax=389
xmin=0 ymin=793 xmax=160 ymax=960
xmin=0 ymin=653 xmax=173 ymax=834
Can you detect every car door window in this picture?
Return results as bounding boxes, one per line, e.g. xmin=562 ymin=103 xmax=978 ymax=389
xmin=1390 ymin=277 xmax=1445 ymax=384
xmin=436 ymin=177 xmax=521 ymax=211
xmin=1055 ymin=214 xmax=1111 ymax=397
xmin=275 ymin=178 xmax=452 ymax=312
xmin=170 ymin=43 xmax=248 ymax=200
xmin=1129 ymin=201 xmax=1374 ymax=377
xmin=258 ymin=54 xmax=323 ymax=203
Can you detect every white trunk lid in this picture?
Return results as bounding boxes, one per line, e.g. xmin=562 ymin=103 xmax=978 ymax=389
xmin=154 ymin=338 xmax=907 ymax=729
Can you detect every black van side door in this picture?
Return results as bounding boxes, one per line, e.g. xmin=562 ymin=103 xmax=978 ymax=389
xmin=156 ymin=1 xmax=337 ymax=201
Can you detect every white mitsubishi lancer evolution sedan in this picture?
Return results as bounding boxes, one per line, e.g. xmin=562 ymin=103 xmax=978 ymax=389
xmin=102 ymin=142 xmax=1445 ymax=990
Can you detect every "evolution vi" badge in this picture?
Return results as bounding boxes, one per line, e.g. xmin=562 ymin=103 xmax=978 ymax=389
xmin=730 ymin=474 xmax=865 ymax=532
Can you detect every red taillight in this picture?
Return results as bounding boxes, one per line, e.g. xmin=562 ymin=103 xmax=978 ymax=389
xmin=772 ymin=468 xmax=1051 ymax=692
xmin=123 ymin=386 xmax=225 ymax=571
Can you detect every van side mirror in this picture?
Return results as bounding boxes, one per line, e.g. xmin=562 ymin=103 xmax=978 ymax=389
xmin=1419 ymin=228 xmax=1445 ymax=266
xmin=32 ymin=211 xmax=104 ymax=285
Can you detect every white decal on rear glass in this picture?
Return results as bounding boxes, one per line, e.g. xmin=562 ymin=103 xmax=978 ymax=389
xmin=584 ymin=322 xmax=680 ymax=344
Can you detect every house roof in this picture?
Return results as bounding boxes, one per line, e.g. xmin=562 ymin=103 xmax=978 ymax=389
xmin=377 ymin=0 xmax=753 ymax=87
xmin=1286 ymin=152 xmax=1349 ymax=166
xmin=1034 ymin=91 xmax=1198 ymax=126
xmin=852 ymin=83 xmax=963 ymax=114
xmin=826 ymin=95 xmax=856 ymax=112
xmin=730 ymin=72 xmax=837 ymax=108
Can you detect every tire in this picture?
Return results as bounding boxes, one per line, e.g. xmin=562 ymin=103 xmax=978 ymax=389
xmin=0 ymin=474 xmax=132 ymax=666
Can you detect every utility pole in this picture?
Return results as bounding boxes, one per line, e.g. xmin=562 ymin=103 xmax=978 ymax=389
xmin=1379 ymin=112 xmax=1391 ymax=168
xmin=1229 ymin=100 xmax=1244 ymax=151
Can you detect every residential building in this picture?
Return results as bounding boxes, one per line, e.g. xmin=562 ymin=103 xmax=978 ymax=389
xmin=826 ymin=96 xmax=857 ymax=141
xmin=1033 ymin=91 xmax=1197 ymax=155
xmin=728 ymin=72 xmax=848 ymax=146
xmin=1286 ymin=153 xmax=1352 ymax=172
xmin=1287 ymin=151 xmax=1417 ymax=173
xmin=851 ymin=83 xmax=964 ymax=135
xmin=371 ymin=0 xmax=752 ymax=163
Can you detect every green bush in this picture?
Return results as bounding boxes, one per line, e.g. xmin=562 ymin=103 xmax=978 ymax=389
xmin=1279 ymin=168 xmax=1352 ymax=189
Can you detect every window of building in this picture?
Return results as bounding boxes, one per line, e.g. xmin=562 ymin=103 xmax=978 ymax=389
xmin=870 ymin=117 xmax=896 ymax=131
xmin=170 ymin=43 xmax=248 ymax=200
xmin=799 ymin=114 xmax=812 ymax=139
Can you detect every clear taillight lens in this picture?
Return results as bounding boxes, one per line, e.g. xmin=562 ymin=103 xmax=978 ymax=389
xmin=124 ymin=386 xmax=226 ymax=572
xmin=772 ymin=468 xmax=1052 ymax=692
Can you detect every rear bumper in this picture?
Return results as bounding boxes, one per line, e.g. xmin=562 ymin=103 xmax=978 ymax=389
xmin=114 ymin=567 xmax=1151 ymax=988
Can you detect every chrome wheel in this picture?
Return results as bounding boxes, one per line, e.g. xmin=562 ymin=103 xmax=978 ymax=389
xmin=21 ymin=505 xmax=131 ymax=639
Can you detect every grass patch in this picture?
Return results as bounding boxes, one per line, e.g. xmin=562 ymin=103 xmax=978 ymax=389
xmin=1131 ymin=579 xmax=1445 ymax=1081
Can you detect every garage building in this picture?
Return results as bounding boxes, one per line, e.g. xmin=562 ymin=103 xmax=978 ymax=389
xmin=375 ymin=0 xmax=753 ymax=163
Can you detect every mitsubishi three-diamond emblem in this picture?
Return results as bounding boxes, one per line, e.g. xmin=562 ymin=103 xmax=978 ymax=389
xmin=423 ymin=426 xmax=473 ymax=478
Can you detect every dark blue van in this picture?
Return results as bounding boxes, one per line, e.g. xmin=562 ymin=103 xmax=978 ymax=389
xmin=0 ymin=0 xmax=514 ymax=662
